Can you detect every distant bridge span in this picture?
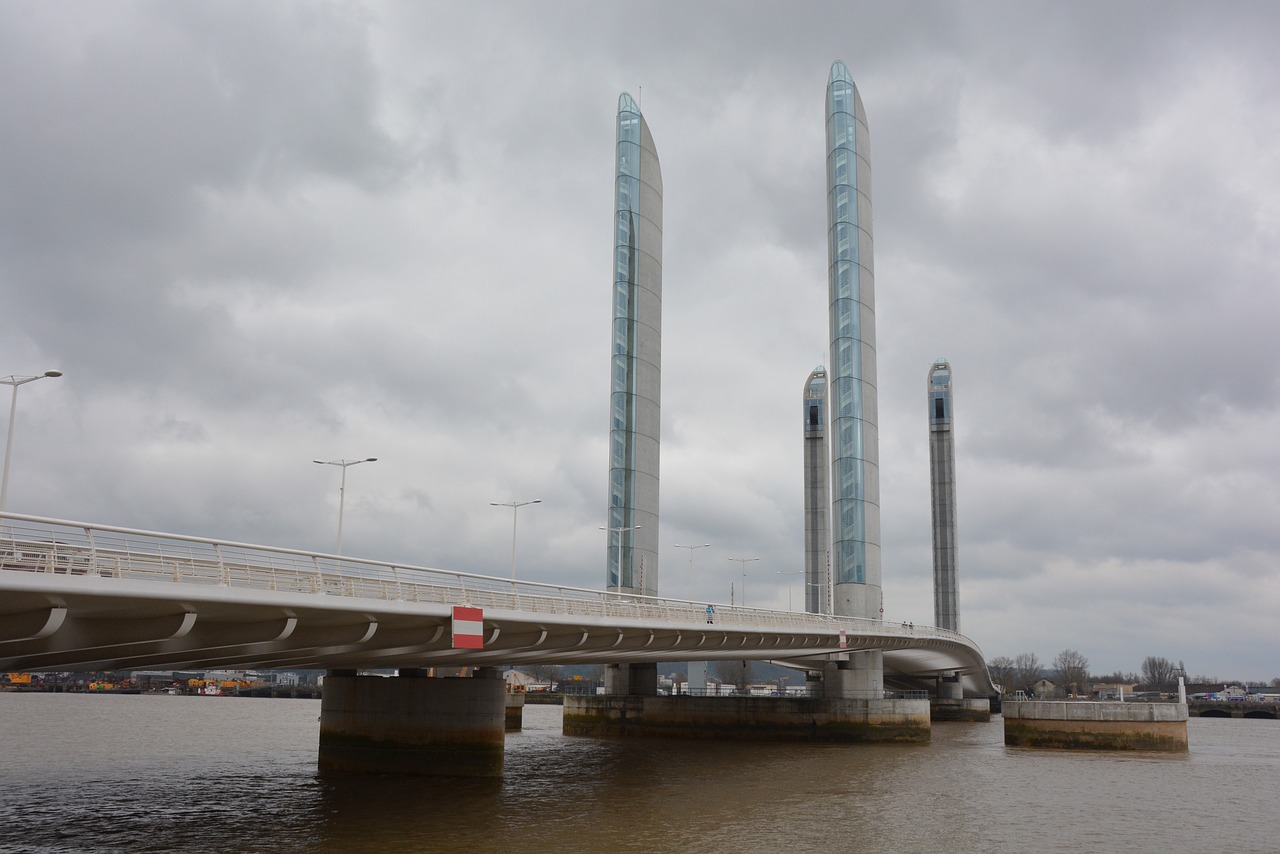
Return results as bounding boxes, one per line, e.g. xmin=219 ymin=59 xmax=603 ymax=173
xmin=0 ymin=514 xmax=996 ymax=696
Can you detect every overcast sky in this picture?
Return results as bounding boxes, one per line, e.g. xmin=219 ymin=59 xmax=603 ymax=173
xmin=3 ymin=1 xmax=1277 ymax=680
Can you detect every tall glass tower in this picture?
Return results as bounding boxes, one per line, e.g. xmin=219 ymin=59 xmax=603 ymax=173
xmin=928 ymin=358 xmax=959 ymax=632
xmin=606 ymin=92 xmax=663 ymax=596
xmin=825 ymin=60 xmax=881 ymax=622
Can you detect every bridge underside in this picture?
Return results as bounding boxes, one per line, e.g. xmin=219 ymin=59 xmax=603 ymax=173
xmin=0 ymin=573 xmax=996 ymax=697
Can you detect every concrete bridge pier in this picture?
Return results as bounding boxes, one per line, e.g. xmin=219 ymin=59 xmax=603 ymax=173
xmin=505 ymin=690 xmax=525 ymax=731
xmin=818 ymin=652 xmax=932 ymax=742
xmin=822 ymin=651 xmax=883 ymax=698
xmin=604 ymin=662 xmax=658 ymax=696
xmin=318 ymin=667 xmax=506 ymax=777
xmin=686 ymin=660 xmax=708 ymax=694
xmin=1003 ymin=700 xmax=1188 ymax=750
xmin=930 ymin=672 xmax=991 ymax=721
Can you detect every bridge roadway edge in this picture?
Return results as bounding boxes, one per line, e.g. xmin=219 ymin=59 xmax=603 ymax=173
xmin=0 ymin=513 xmax=998 ymax=697
xmin=2 ymin=513 xmax=1007 ymax=771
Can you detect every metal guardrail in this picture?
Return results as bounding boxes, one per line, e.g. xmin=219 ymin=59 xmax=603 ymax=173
xmin=0 ymin=512 xmax=971 ymax=644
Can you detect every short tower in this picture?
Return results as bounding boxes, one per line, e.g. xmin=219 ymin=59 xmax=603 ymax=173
xmin=928 ymin=358 xmax=959 ymax=632
xmin=803 ymin=367 xmax=831 ymax=613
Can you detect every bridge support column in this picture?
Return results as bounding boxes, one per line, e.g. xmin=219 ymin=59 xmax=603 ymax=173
xmin=930 ymin=674 xmax=991 ymax=721
xmin=505 ymin=690 xmax=525 ymax=731
xmin=318 ymin=667 xmax=506 ymax=776
xmin=938 ymin=673 xmax=963 ymax=700
xmin=686 ymin=661 xmax=708 ymax=695
xmin=605 ymin=662 xmax=658 ymax=696
xmin=823 ymin=651 xmax=883 ymax=698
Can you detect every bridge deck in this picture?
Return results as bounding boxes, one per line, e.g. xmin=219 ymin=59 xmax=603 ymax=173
xmin=1 ymin=514 xmax=996 ymax=695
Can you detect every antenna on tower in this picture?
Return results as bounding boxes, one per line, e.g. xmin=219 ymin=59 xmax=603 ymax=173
xmin=638 ymin=86 xmax=642 ymax=109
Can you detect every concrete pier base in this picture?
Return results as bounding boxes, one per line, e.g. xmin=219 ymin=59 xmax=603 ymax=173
xmin=686 ymin=661 xmax=708 ymax=695
xmin=1003 ymin=701 xmax=1188 ymax=750
xmin=605 ymin=662 xmax=658 ymax=696
xmin=564 ymin=695 xmax=930 ymax=742
xmin=505 ymin=691 xmax=525 ymax=731
xmin=931 ymin=697 xmax=991 ymax=722
xmin=319 ymin=669 xmax=506 ymax=776
xmin=823 ymin=651 xmax=884 ymax=699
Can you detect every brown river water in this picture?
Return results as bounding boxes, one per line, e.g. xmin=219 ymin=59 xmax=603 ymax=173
xmin=1 ymin=692 xmax=1277 ymax=853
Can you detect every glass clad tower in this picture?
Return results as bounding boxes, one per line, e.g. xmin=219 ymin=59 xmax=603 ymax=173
xmin=803 ymin=367 xmax=831 ymax=614
xmin=825 ymin=61 xmax=881 ymax=621
xmin=607 ymin=92 xmax=662 ymax=596
xmin=928 ymin=358 xmax=959 ymax=632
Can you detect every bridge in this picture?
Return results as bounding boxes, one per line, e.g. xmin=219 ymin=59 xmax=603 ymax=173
xmin=0 ymin=512 xmax=994 ymax=694
xmin=1187 ymin=700 xmax=1278 ymax=719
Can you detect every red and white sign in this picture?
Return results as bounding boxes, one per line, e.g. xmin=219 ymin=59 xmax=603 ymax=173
xmin=451 ymin=606 xmax=484 ymax=649
xmin=838 ymin=629 xmax=847 ymax=649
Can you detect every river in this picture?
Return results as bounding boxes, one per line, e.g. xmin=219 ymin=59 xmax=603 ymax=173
xmin=1 ymin=692 xmax=1277 ymax=853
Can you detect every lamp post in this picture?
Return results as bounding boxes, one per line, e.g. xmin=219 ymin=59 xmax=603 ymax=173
xmin=727 ymin=557 xmax=759 ymax=607
xmin=600 ymin=523 xmax=641 ymax=594
xmin=776 ymin=570 xmax=803 ymax=611
xmin=1 ymin=370 xmax=63 ymax=514
xmin=806 ymin=580 xmax=830 ymax=615
xmin=491 ymin=499 xmax=541 ymax=579
xmin=312 ymin=457 xmax=377 ymax=555
xmin=673 ymin=542 xmax=709 ymax=599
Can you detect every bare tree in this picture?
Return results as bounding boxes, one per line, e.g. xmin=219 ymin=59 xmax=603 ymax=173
xmin=712 ymin=660 xmax=751 ymax=692
xmin=1052 ymin=649 xmax=1090 ymax=697
xmin=988 ymin=656 xmax=1016 ymax=695
xmin=1141 ymin=656 xmax=1176 ymax=688
xmin=1095 ymin=670 xmax=1139 ymax=684
xmin=1013 ymin=652 xmax=1041 ymax=694
xmin=529 ymin=664 xmax=562 ymax=685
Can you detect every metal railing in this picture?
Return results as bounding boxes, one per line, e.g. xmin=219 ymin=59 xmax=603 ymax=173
xmin=0 ymin=513 xmax=970 ymax=644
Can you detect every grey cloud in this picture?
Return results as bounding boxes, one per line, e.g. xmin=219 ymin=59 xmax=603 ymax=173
xmin=2 ymin=1 xmax=1277 ymax=678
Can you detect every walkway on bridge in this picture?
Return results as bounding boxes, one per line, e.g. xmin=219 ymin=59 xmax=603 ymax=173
xmin=1 ymin=513 xmax=996 ymax=696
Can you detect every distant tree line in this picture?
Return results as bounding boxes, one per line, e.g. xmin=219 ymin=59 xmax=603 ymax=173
xmin=987 ymin=651 xmax=1279 ymax=697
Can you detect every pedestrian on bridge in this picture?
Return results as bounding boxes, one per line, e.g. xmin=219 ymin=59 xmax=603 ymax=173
xmin=706 ymin=604 xmax=715 ymax=624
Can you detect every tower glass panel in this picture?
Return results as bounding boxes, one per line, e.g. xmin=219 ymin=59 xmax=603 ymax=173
xmin=825 ymin=61 xmax=880 ymax=613
xmin=607 ymin=93 xmax=662 ymax=596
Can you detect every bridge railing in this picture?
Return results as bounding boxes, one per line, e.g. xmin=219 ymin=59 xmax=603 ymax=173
xmin=0 ymin=513 xmax=975 ymax=644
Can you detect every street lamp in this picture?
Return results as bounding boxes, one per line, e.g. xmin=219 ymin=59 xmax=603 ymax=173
xmin=491 ymin=499 xmax=541 ymax=580
xmin=673 ymin=542 xmax=709 ymax=599
xmin=777 ymin=570 xmax=803 ymax=611
xmin=600 ymin=523 xmax=641 ymax=594
xmin=1 ymin=370 xmax=63 ymax=514
xmin=727 ymin=557 xmax=759 ymax=607
xmin=312 ymin=457 xmax=377 ymax=555
xmin=805 ymin=580 xmax=831 ymax=615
